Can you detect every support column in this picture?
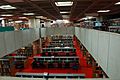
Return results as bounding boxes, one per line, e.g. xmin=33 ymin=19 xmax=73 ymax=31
xmin=28 ymin=18 xmax=36 ymax=28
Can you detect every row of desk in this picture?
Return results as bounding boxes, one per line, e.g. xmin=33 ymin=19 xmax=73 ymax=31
xmin=16 ymin=72 xmax=85 ymax=78
xmin=32 ymin=56 xmax=79 ymax=69
xmin=42 ymin=52 xmax=76 ymax=56
xmin=47 ymin=44 xmax=74 ymax=48
xmin=33 ymin=56 xmax=79 ymax=61
xmin=42 ymin=47 xmax=76 ymax=53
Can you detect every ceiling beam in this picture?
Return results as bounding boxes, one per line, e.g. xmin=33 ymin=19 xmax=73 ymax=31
xmin=49 ymin=0 xmax=62 ymax=19
xmin=75 ymin=0 xmax=100 ymax=20
xmin=1 ymin=0 xmax=29 ymax=15
xmin=23 ymin=0 xmax=57 ymax=19
xmin=102 ymin=0 xmax=119 ymax=9
xmin=70 ymin=0 xmax=77 ymax=20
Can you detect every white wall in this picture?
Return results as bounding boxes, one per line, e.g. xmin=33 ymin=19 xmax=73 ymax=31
xmin=75 ymin=27 xmax=120 ymax=79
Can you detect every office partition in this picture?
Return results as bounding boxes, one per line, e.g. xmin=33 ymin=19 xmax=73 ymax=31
xmin=14 ymin=31 xmax=23 ymax=50
xmin=4 ymin=31 xmax=15 ymax=54
xmin=0 ymin=32 xmax=6 ymax=57
xmin=107 ymin=33 xmax=120 ymax=79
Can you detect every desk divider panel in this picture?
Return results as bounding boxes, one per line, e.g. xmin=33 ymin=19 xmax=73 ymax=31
xmin=107 ymin=33 xmax=120 ymax=79
xmin=0 ymin=32 xmax=6 ymax=57
xmin=4 ymin=31 xmax=15 ymax=55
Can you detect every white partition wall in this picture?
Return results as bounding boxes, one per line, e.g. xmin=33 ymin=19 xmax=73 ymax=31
xmin=22 ymin=30 xmax=29 ymax=46
xmin=0 ymin=32 xmax=6 ymax=57
xmin=14 ymin=31 xmax=23 ymax=50
xmin=75 ymin=27 xmax=120 ymax=79
xmin=46 ymin=27 xmax=75 ymax=36
xmin=91 ymin=30 xmax=99 ymax=61
xmin=97 ymin=31 xmax=109 ymax=73
xmin=41 ymin=28 xmax=46 ymax=37
xmin=107 ymin=33 xmax=120 ymax=79
xmin=0 ymin=28 xmax=40 ymax=58
xmin=75 ymin=27 xmax=80 ymax=38
xmin=34 ymin=28 xmax=40 ymax=40
xmin=4 ymin=31 xmax=15 ymax=55
xmin=87 ymin=29 xmax=92 ymax=54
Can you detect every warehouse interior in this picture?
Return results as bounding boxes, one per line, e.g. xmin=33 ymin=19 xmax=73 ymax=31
xmin=0 ymin=0 xmax=120 ymax=80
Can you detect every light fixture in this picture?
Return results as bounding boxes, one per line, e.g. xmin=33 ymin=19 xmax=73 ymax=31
xmin=55 ymin=1 xmax=73 ymax=6
xmin=60 ymin=12 xmax=70 ymax=14
xmin=15 ymin=20 xmax=23 ymax=23
xmin=1 ymin=14 xmax=13 ymax=16
xmin=97 ymin=10 xmax=110 ymax=13
xmin=115 ymin=2 xmax=120 ymax=5
xmin=23 ymin=13 xmax=35 ymax=15
xmin=0 ymin=18 xmax=4 ymax=20
xmin=0 ymin=5 xmax=16 ymax=9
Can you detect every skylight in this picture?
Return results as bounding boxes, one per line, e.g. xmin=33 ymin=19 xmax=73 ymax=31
xmin=55 ymin=1 xmax=73 ymax=6
xmin=0 ymin=5 xmax=16 ymax=9
xmin=60 ymin=12 xmax=70 ymax=14
xmin=1 ymin=14 xmax=13 ymax=16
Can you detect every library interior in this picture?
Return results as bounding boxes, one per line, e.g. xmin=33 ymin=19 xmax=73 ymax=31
xmin=0 ymin=0 xmax=120 ymax=80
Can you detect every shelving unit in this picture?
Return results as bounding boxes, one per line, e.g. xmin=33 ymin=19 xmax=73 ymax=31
xmin=0 ymin=59 xmax=11 ymax=76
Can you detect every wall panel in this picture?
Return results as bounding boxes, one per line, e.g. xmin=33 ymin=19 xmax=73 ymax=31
xmin=41 ymin=28 xmax=46 ymax=37
xmin=91 ymin=30 xmax=99 ymax=61
xmin=14 ymin=31 xmax=23 ymax=50
xmin=98 ymin=31 xmax=110 ymax=73
xmin=4 ymin=31 xmax=15 ymax=54
xmin=0 ymin=32 xmax=6 ymax=57
xmin=107 ymin=33 xmax=120 ymax=79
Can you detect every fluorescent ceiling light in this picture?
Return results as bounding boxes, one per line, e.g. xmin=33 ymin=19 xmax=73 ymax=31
xmin=23 ymin=13 xmax=35 ymax=15
xmin=97 ymin=10 xmax=110 ymax=13
xmin=0 ymin=18 xmax=4 ymax=20
xmin=115 ymin=2 xmax=120 ymax=5
xmin=60 ymin=12 xmax=70 ymax=14
xmin=55 ymin=1 xmax=73 ymax=6
xmin=0 ymin=5 xmax=16 ymax=9
xmin=1 ymin=14 xmax=13 ymax=16
xmin=15 ymin=21 xmax=23 ymax=23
